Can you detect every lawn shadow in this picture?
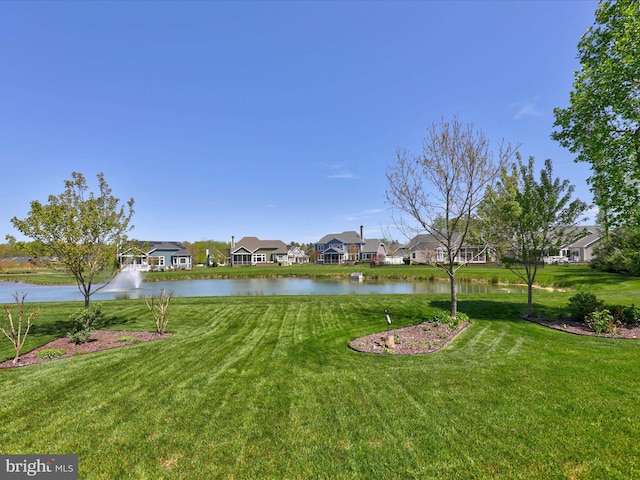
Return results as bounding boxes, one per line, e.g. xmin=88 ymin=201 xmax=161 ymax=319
xmin=429 ymin=299 xmax=565 ymax=322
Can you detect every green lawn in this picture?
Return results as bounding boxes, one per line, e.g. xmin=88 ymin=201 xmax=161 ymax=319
xmin=1 ymin=268 xmax=640 ymax=478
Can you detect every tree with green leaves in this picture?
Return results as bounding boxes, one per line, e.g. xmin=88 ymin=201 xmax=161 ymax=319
xmin=478 ymin=155 xmax=589 ymax=317
xmin=9 ymin=172 xmax=135 ymax=308
xmin=386 ymin=116 xmax=515 ymax=318
xmin=552 ymin=0 xmax=640 ymax=231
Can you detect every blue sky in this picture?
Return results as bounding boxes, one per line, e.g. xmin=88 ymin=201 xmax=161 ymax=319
xmin=1 ymin=0 xmax=599 ymax=245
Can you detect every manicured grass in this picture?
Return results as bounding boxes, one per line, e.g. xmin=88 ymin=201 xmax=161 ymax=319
xmin=1 ymin=275 xmax=640 ymax=478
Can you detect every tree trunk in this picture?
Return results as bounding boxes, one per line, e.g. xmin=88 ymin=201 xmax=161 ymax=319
xmin=527 ymin=283 xmax=534 ymax=318
xmin=450 ymin=271 xmax=458 ymax=318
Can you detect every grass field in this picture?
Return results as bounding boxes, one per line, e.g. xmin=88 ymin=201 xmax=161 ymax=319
xmin=1 ymin=266 xmax=639 ymax=478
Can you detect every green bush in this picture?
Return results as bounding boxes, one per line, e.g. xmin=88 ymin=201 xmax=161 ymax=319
xmin=586 ymin=309 xmax=616 ymax=335
xmin=567 ymin=292 xmax=604 ymax=322
xmin=429 ymin=310 xmax=468 ymax=328
xmin=67 ymin=304 xmax=102 ymax=344
xmin=610 ymin=305 xmax=640 ymax=325
xmin=37 ymin=348 xmax=67 ymax=359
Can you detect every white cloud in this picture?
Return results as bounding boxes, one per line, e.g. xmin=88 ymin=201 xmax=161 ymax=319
xmin=511 ymin=97 xmax=545 ymax=120
xmin=327 ymin=172 xmax=359 ymax=179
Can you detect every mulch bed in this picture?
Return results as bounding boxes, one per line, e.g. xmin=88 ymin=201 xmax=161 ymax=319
xmin=350 ymin=315 xmax=640 ymax=356
xmin=524 ymin=314 xmax=640 ymax=339
xmin=349 ymin=321 xmax=470 ymax=355
xmin=0 ymin=330 xmax=173 ymax=369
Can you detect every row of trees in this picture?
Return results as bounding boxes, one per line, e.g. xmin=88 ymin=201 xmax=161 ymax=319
xmin=386 ymin=118 xmax=588 ymax=319
xmin=386 ymin=0 xmax=639 ymax=318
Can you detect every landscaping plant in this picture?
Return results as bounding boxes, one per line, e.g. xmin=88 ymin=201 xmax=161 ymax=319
xmin=67 ymin=304 xmax=102 ymax=344
xmin=567 ymin=292 xmax=604 ymax=321
xmin=586 ymin=309 xmax=617 ymax=336
xmin=145 ymin=288 xmax=173 ymax=334
xmin=0 ymin=292 xmax=40 ymax=364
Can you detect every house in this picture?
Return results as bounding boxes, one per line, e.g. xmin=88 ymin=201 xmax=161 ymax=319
xmin=314 ymin=230 xmax=366 ymax=264
xmin=120 ymin=241 xmax=192 ymax=271
xmin=287 ymin=246 xmax=310 ymax=264
xmin=557 ymin=226 xmax=602 ymax=263
xmin=361 ymin=239 xmax=387 ymax=263
xmin=407 ymin=233 xmax=488 ymax=265
xmin=229 ymin=236 xmax=289 ymax=266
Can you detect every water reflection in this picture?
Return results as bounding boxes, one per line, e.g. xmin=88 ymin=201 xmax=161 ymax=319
xmin=0 ymin=277 xmax=525 ymax=303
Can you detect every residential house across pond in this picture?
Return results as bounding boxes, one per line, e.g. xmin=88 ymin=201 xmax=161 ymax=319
xmin=120 ymin=241 xmax=192 ymax=271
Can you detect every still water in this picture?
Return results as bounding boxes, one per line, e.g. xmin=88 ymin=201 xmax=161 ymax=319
xmin=0 ymin=277 xmax=524 ymax=303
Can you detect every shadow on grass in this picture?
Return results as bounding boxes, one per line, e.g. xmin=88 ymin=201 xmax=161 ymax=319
xmin=29 ymin=312 xmax=138 ymax=338
xmin=428 ymin=299 xmax=565 ymax=322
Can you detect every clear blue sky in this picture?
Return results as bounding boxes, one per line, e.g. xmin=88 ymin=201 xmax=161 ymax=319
xmin=1 ymin=0 xmax=599 ymax=245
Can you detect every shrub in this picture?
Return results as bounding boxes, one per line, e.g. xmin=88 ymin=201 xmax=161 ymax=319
xmin=586 ymin=309 xmax=617 ymax=335
xmin=430 ymin=310 xmax=451 ymax=324
xmin=615 ymin=305 xmax=640 ymax=325
xmin=37 ymin=348 xmax=67 ymax=359
xmin=429 ymin=310 xmax=468 ymax=329
xmin=67 ymin=304 xmax=102 ymax=344
xmin=567 ymin=292 xmax=604 ymax=322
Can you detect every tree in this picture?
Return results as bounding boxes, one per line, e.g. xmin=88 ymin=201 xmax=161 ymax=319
xmin=1 ymin=292 xmax=40 ymax=364
xmin=552 ymin=0 xmax=640 ymax=231
xmin=478 ymin=155 xmax=589 ymax=317
xmin=9 ymin=172 xmax=135 ymax=308
xmin=386 ymin=117 xmax=515 ymax=317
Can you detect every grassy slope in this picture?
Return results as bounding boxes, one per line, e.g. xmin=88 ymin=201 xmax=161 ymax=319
xmin=0 ymin=268 xmax=639 ymax=478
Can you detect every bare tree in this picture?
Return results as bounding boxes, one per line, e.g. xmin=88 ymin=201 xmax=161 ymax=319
xmin=386 ymin=117 xmax=516 ymax=317
xmin=1 ymin=292 xmax=40 ymax=364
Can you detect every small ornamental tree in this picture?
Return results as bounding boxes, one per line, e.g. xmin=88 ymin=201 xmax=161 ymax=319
xmin=9 ymin=172 xmax=135 ymax=309
xmin=478 ymin=155 xmax=589 ymax=317
xmin=145 ymin=288 xmax=174 ymax=334
xmin=1 ymin=292 xmax=40 ymax=364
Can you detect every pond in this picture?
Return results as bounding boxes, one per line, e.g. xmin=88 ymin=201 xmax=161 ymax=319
xmin=0 ymin=276 xmax=525 ymax=303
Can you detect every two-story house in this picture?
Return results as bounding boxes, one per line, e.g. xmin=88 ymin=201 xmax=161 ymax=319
xmin=314 ymin=230 xmax=365 ymax=264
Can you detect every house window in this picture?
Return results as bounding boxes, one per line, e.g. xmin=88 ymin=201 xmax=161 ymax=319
xmin=317 ymin=245 xmax=324 ymax=252
xmin=253 ymin=254 xmax=266 ymax=263
xmin=148 ymin=256 xmax=165 ymax=266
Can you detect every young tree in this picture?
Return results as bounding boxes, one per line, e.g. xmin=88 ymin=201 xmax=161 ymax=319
xmin=478 ymin=155 xmax=589 ymax=317
xmin=552 ymin=0 xmax=640 ymax=230
xmin=9 ymin=172 xmax=135 ymax=308
xmin=386 ymin=117 xmax=515 ymax=317
xmin=1 ymin=292 xmax=40 ymax=364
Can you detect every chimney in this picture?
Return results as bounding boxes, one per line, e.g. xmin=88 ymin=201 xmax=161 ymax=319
xmin=231 ymin=236 xmax=235 ymax=248
xmin=360 ymin=225 xmax=364 ymax=241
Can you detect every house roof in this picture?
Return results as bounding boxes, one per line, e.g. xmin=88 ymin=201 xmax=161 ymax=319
xmin=561 ymin=226 xmax=602 ymax=249
xmin=231 ymin=237 xmax=288 ymax=254
xmin=126 ymin=241 xmax=191 ymax=257
xmin=362 ymin=238 xmax=385 ymax=254
xmin=316 ymin=231 xmax=364 ymax=245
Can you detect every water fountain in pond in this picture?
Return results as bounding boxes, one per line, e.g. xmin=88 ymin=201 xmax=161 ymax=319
xmin=107 ymin=268 xmax=144 ymax=291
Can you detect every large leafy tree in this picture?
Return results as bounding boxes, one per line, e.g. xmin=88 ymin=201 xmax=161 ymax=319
xmin=9 ymin=172 xmax=135 ymax=308
xmin=478 ymin=155 xmax=589 ymax=317
xmin=552 ymin=0 xmax=640 ymax=231
xmin=386 ymin=116 xmax=515 ymax=318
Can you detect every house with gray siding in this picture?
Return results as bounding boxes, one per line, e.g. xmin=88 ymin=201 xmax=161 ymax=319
xmin=120 ymin=241 xmax=192 ymax=271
